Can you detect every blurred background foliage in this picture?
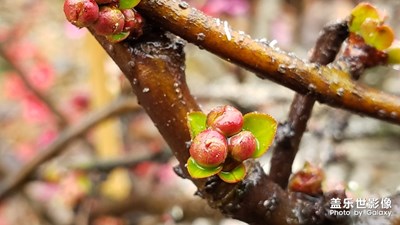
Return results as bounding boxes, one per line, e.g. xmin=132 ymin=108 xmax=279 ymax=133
xmin=0 ymin=0 xmax=399 ymax=224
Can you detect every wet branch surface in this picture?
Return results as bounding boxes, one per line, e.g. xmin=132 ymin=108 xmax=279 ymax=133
xmin=0 ymin=97 xmax=139 ymax=200
xmin=269 ymin=21 xmax=349 ymax=188
xmin=90 ymin=28 xmax=352 ymax=225
xmin=136 ymin=0 xmax=400 ymax=125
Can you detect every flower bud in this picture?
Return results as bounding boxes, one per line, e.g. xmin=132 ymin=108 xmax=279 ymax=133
xmin=121 ymin=9 xmax=137 ymax=32
xmin=189 ymin=129 xmax=228 ymax=168
xmin=228 ymin=131 xmax=257 ymax=162
xmin=64 ymin=0 xmax=99 ymax=28
xmin=288 ymin=162 xmax=325 ymax=196
xmin=206 ymin=105 xmax=243 ymax=137
xmin=92 ymin=6 xmax=125 ymax=36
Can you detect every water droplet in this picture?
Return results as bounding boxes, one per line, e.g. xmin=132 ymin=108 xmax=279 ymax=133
xmin=277 ymin=64 xmax=286 ymax=73
xmin=128 ymin=61 xmax=135 ymax=68
xmin=390 ymin=112 xmax=398 ymax=119
xmin=336 ymin=88 xmax=344 ymax=97
xmin=269 ymin=39 xmax=278 ymax=48
xmin=173 ymin=82 xmax=179 ymax=88
xmin=223 ymin=21 xmax=232 ymax=41
xmin=196 ymin=33 xmax=206 ymax=41
xmin=132 ymin=78 xmax=138 ymax=85
xmin=378 ymin=109 xmax=387 ymax=117
xmin=142 ymin=87 xmax=150 ymax=93
xmin=308 ymin=84 xmax=316 ymax=91
xmin=107 ymin=44 xmax=114 ymax=53
xmin=178 ymin=1 xmax=188 ymax=9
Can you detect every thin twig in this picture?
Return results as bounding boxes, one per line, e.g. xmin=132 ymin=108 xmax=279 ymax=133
xmin=136 ymin=0 xmax=400 ymax=125
xmin=269 ymin=21 xmax=349 ymax=188
xmin=0 ymin=97 xmax=139 ymax=200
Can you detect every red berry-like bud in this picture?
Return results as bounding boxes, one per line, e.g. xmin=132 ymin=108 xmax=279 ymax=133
xmin=206 ymin=105 xmax=243 ymax=136
xmin=92 ymin=6 xmax=125 ymax=36
xmin=64 ymin=0 xmax=99 ymax=28
xmin=228 ymin=131 xmax=257 ymax=162
xmin=121 ymin=9 xmax=137 ymax=32
xmin=189 ymin=129 xmax=228 ymax=168
xmin=288 ymin=162 xmax=325 ymax=196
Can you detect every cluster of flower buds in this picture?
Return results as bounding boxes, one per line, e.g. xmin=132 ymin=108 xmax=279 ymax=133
xmin=187 ymin=105 xmax=277 ymax=183
xmin=63 ymin=0 xmax=143 ymax=43
xmin=190 ymin=106 xmax=257 ymax=168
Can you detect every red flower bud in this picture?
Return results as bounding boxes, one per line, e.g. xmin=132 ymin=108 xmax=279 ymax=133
xmin=228 ymin=131 xmax=257 ymax=162
xmin=64 ymin=0 xmax=99 ymax=28
xmin=189 ymin=129 xmax=228 ymax=168
xmin=206 ymin=105 xmax=243 ymax=137
xmin=288 ymin=162 xmax=325 ymax=196
xmin=121 ymin=9 xmax=137 ymax=32
xmin=92 ymin=6 xmax=125 ymax=36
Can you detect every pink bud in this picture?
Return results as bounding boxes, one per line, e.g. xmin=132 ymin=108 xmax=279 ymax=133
xmin=92 ymin=6 xmax=125 ymax=36
xmin=206 ymin=105 xmax=243 ymax=136
xmin=64 ymin=0 xmax=99 ymax=28
xmin=189 ymin=129 xmax=228 ymax=168
xmin=228 ymin=131 xmax=257 ymax=162
xmin=121 ymin=9 xmax=137 ymax=32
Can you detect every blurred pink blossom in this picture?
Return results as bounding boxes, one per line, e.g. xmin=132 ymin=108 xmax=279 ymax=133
xmin=27 ymin=61 xmax=55 ymax=91
xmin=3 ymin=73 xmax=30 ymax=99
xmin=22 ymin=95 xmax=53 ymax=124
xmin=64 ymin=22 xmax=87 ymax=39
xmin=200 ymin=0 xmax=250 ymax=16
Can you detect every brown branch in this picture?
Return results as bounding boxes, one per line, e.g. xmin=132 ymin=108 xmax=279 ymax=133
xmin=135 ymin=0 xmax=400 ymax=125
xmin=0 ymin=97 xmax=139 ymax=200
xmin=269 ymin=21 xmax=349 ymax=188
xmin=90 ymin=28 xmax=349 ymax=225
xmin=0 ymin=46 xmax=68 ymax=128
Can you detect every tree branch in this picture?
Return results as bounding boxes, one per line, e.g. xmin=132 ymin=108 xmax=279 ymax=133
xmin=0 ymin=97 xmax=139 ymax=200
xmin=90 ymin=28 xmax=349 ymax=225
xmin=269 ymin=21 xmax=349 ymax=188
xmin=135 ymin=0 xmax=400 ymax=125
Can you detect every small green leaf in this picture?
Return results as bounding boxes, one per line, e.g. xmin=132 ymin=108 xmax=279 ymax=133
xmin=119 ymin=0 xmax=141 ymax=9
xmin=242 ymin=112 xmax=277 ymax=158
xmin=106 ymin=31 xmax=130 ymax=43
xmin=187 ymin=111 xmax=207 ymax=139
xmin=187 ymin=157 xmax=222 ymax=179
xmin=387 ymin=46 xmax=400 ymax=64
xmin=350 ymin=2 xmax=380 ymax=33
xmin=218 ymin=163 xmax=246 ymax=183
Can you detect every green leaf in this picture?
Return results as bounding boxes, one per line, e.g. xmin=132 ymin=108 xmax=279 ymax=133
xmin=187 ymin=157 xmax=222 ymax=179
xmin=106 ymin=32 xmax=130 ymax=43
xmin=218 ymin=163 xmax=246 ymax=183
xmin=242 ymin=112 xmax=277 ymax=158
xmin=187 ymin=111 xmax=207 ymax=139
xmin=349 ymin=2 xmax=380 ymax=33
xmin=387 ymin=46 xmax=400 ymax=64
xmin=361 ymin=22 xmax=394 ymax=50
xmin=119 ymin=0 xmax=141 ymax=9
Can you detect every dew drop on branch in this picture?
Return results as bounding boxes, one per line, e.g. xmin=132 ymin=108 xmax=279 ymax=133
xmin=196 ymin=33 xmax=206 ymax=41
xmin=178 ymin=1 xmax=189 ymax=9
